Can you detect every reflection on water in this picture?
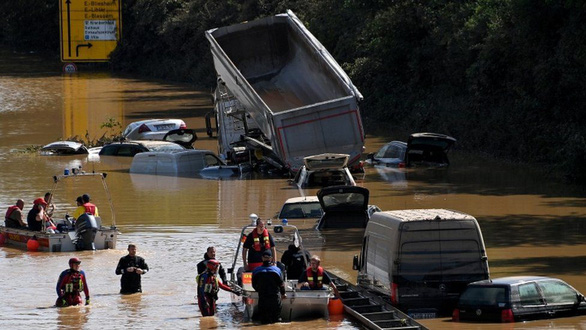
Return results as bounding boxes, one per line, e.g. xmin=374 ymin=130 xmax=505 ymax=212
xmin=2 ymin=68 xmax=586 ymax=329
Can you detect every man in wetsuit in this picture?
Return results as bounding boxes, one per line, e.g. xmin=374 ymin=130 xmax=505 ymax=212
xmin=27 ymin=198 xmax=49 ymax=231
xmin=5 ymin=199 xmax=26 ymax=228
xmin=115 ymin=244 xmax=149 ymax=294
xmin=280 ymin=243 xmax=310 ymax=280
xmin=196 ymin=246 xmax=227 ymax=283
xmin=196 ymin=259 xmax=233 ymax=316
xmin=242 ymin=216 xmax=277 ymax=271
xmin=56 ymin=257 xmax=90 ymax=307
xmin=252 ymin=250 xmax=286 ymax=324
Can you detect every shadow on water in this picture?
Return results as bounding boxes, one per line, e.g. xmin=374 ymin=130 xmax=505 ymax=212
xmin=367 ymin=153 xmax=586 ymax=199
xmin=490 ymin=256 xmax=586 ymax=276
xmin=480 ymin=214 xmax=586 ymax=248
xmin=125 ymin=108 xmax=211 ymax=120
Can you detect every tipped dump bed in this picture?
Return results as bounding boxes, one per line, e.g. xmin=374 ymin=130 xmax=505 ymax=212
xmin=206 ymin=11 xmax=364 ymax=171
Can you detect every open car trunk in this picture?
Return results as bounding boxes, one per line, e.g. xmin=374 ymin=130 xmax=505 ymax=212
xmin=316 ymin=185 xmax=369 ymax=229
xmin=406 ymin=133 xmax=456 ymax=167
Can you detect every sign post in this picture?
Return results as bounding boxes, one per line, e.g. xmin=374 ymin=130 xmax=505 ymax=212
xmin=59 ymin=0 xmax=122 ymax=62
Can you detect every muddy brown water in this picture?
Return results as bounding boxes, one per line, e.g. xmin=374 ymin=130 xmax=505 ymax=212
xmin=1 ymin=55 xmax=586 ymax=329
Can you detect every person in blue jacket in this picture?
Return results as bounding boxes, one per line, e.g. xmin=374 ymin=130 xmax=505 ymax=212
xmin=252 ymin=250 xmax=286 ymax=324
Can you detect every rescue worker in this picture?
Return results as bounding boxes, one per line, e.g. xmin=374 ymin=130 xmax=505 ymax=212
xmin=27 ymin=198 xmax=49 ymax=231
xmin=197 ymin=246 xmax=227 ymax=283
xmin=55 ymin=257 xmax=90 ymax=307
xmin=44 ymin=192 xmax=56 ymax=218
xmin=251 ymin=250 xmax=286 ymax=324
xmin=115 ymin=244 xmax=149 ymax=294
xmin=5 ymin=199 xmax=27 ymax=228
xmin=298 ymin=255 xmax=339 ymax=296
xmin=72 ymin=193 xmax=99 ymax=219
xmin=196 ymin=259 xmax=233 ymax=316
xmin=280 ymin=243 xmax=310 ymax=280
xmin=242 ymin=216 xmax=277 ymax=271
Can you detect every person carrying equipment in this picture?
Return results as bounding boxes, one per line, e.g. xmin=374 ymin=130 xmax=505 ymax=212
xmin=55 ymin=257 xmax=90 ymax=307
xmin=196 ymin=259 xmax=233 ymax=316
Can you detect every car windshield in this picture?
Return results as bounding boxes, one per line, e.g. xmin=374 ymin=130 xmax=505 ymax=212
xmin=459 ymin=287 xmax=507 ymax=306
xmin=321 ymin=191 xmax=365 ymax=209
xmin=280 ymin=202 xmax=323 ymax=219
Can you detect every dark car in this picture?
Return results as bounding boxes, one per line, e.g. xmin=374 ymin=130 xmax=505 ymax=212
xmin=99 ymin=129 xmax=197 ymax=157
xmin=453 ymin=276 xmax=586 ymax=323
xmin=99 ymin=140 xmax=185 ymax=157
xmin=367 ymin=132 xmax=456 ymax=168
xmin=315 ymin=186 xmax=380 ymax=229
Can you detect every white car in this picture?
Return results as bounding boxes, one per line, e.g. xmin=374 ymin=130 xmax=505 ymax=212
xmin=291 ymin=153 xmax=356 ymax=188
xmin=122 ymin=119 xmax=187 ymax=140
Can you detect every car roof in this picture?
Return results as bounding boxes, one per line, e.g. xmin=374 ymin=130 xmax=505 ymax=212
xmin=105 ymin=140 xmax=182 ymax=147
xmin=303 ymin=153 xmax=349 ymax=170
xmin=284 ymin=196 xmax=320 ymax=204
xmin=470 ymin=276 xmax=554 ymax=286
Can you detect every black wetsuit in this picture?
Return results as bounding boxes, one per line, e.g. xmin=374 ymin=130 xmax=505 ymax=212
xmin=196 ymin=253 xmax=227 ymax=283
xmin=280 ymin=249 xmax=310 ymax=280
xmin=115 ymin=255 xmax=149 ymax=294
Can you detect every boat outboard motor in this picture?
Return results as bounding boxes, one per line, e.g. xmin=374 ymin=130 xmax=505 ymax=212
xmin=75 ymin=213 xmax=98 ymax=250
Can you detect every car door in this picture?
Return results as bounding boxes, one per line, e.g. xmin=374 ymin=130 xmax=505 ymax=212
xmin=537 ymin=279 xmax=581 ymax=317
xmin=515 ymin=282 xmax=547 ymax=320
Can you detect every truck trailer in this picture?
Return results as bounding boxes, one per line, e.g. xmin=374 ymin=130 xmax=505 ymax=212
xmin=205 ymin=10 xmax=365 ymax=172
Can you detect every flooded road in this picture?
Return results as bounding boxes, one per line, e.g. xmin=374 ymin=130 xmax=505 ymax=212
xmin=1 ymin=54 xmax=586 ymax=329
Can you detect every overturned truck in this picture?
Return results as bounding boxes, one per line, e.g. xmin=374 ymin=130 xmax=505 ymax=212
xmin=205 ymin=10 xmax=365 ymax=173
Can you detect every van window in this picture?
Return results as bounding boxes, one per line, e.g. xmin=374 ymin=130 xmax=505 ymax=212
xmin=538 ymin=280 xmax=578 ymax=304
xmin=519 ymin=283 xmax=543 ymax=306
xmin=397 ymin=239 xmax=485 ymax=282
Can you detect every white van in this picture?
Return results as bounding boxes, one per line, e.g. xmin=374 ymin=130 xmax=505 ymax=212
xmin=353 ymin=209 xmax=489 ymax=318
xmin=130 ymin=149 xmax=240 ymax=177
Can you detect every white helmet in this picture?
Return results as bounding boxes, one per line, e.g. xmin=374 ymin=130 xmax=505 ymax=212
xmin=249 ymin=213 xmax=259 ymax=225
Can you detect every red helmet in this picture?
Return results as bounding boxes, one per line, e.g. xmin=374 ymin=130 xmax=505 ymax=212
xmin=69 ymin=257 xmax=81 ymax=265
xmin=207 ymin=259 xmax=220 ymax=271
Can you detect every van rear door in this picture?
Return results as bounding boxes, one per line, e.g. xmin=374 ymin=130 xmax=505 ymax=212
xmin=395 ymin=219 xmax=489 ymax=313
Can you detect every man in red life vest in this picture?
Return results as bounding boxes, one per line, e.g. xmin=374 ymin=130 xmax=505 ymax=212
xmin=196 ymin=259 xmax=233 ymax=316
xmin=298 ymin=255 xmax=339 ymax=296
xmin=72 ymin=193 xmax=99 ymax=219
xmin=5 ymin=199 xmax=26 ymax=228
xmin=56 ymin=257 xmax=90 ymax=307
xmin=242 ymin=215 xmax=277 ymax=271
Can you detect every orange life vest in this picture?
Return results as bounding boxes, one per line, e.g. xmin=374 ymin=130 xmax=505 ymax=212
xmin=83 ymin=203 xmax=96 ymax=215
xmin=252 ymin=229 xmax=271 ymax=252
xmin=5 ymin=205 xmax=19 ymax=220
xmin=64 ymin=271 xmax=84 ymax=294
xmin=307 ymin=266 xmax=324 ymax=289
xmin=197 ymin=272 xmax=219 ymax=295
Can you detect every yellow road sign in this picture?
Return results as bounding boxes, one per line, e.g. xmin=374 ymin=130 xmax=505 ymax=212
xmin=59 ymin=0 xmax=122 ymax=62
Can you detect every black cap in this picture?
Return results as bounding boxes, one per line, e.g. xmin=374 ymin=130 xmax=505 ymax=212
xmin=82 ymin=194 xmax=90 ymax=202
xmin=262 ymin=250 xmax=272 ymax=257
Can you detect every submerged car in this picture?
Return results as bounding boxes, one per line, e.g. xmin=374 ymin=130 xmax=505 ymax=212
xmin=40 ymin=141 xmax=89 ymax=155
xmin=275 ymin=196 xmax=324 ymax=220
xmin=122 ymin=119 xmax=187 ymax=140
xmin=367 ymin=133 xmax=456 ymax=168
xmin=130 ymin=149 xmax=240 ymax=178
xmin=99 ymin=140 xmax=185 ymax=157
xmin=453 ymin=276 xmax=586 ymax=323
xmin=292 ymin=153 xmax=356 ymax=188
xmin=99 ymin=129 xmax=197 ymax=157
xmin=315 ymin=185 xmax=379 ymax=230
